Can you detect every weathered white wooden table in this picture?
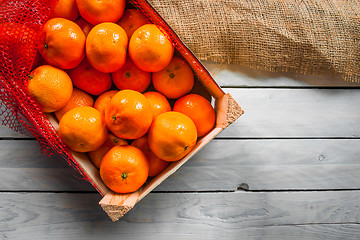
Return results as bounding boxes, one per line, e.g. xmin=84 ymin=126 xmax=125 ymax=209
xmin=1 ymin=62 xmax=359 ymax=239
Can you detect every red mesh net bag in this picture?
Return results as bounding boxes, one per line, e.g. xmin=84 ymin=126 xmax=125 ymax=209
xmin=0 ymin=0 xmax=221 ymax=195
xmin=0 ymin=0 xmax=98 ymax=188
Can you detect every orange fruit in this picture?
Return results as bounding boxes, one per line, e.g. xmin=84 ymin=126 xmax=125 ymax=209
xmin=100 ymin=145 xmax=149 ymax=193
xmin=55 ymin=88 xmax=94 ymax=121
xmin=129 ymin=24 xmax=174 ymax=72
xmin=105 ymin=90 xmax=153 ymax=139
xmin=93 ymin=90 xmax=119 ymax=117
xmin=143 ymin=91 xmax=171 ymax=120
xmin=86 ymin=22 xmax=128 ymax=73
xmin=173 ymin=94 xmax=216 ymax=137
xmin=28 ymin=65 xmax=73 ymax=113
xmin=75 ymin=17 xmax=94 ymax=36
xmin=148 ymin=111 xmax=197 ymax=162
xmin=58 ymin=106 xmax=107 ymax=152
xmin=88 ymin=132 xmax=128 ymax=169
xmin=117 ymin=9 xmax=150 ymax=39
xmin=132 ymin=135 xmax=169 ymax=177
xmin=68 ymin=58 xmax=112 ymax=95
xmin=38 ymin=18 xmax=86 ymax=69
xmin=76 ymin=0 xmax=126 ymax=25
xmin=152 ymin=57 xmax=194 ymax=99
xmin=50 ymin=0 xmax=80 ymax=21
xmin=112 ymin=56 xmax=151 ymax=93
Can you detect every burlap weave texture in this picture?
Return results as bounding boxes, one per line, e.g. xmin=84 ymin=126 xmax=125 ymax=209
xmin=148 ymin=0 xmax=360 ymax=82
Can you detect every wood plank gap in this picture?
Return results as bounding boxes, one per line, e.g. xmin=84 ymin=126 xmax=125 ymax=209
xmin=152 ymin=190 xmax=236 ymax=193
xmin=215 ymin=137 xmax=360 ymax=140
xmin=0 ymin=190 xmax=236 ymax=194
xmin=0 ymin=137 xmax=36 ymax=140
xmin=264 ymin=222 xmax=360 ymax=227
xmin=0 ymin=190 xmax=97 ymax=194
xmin=220 ymin=86 xmax=360 ymax=89
xmin=237 ymin=188 xmax=360 ymax=192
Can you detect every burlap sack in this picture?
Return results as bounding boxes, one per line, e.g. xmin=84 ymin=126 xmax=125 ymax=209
xmin=148 ymin=0 xmax=360 ymax=82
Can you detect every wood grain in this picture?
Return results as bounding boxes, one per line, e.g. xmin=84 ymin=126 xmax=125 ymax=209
xmin=0 ymin=139 xmax=359 ymax=192
xmin=0 ymin=125 xmax=29 ymax=138
xmin=3 ymin=89 xmax=360 ymax=139
xmin=220 ymin=88 xmax=360 ymax=138
xmin=0 ymin=191 xmax=359 ymax=239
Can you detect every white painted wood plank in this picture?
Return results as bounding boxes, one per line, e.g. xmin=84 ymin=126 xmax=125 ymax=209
xmin=203 ymin=61 xmax=360 ymax=87
xmin=0 ymin=139 xmax=359 ymax=191
xmin=220 ymin=88 xmax=360 ymax=138
xmin=0 ymin=125 xmax=30 ymax=138
xmin=158 ymin=139 xmax=360 ymax=191
xmin=2 ymin=88 xmax=360 ymax=139
xmin=0 ymin=191 xmax=359 ymax=239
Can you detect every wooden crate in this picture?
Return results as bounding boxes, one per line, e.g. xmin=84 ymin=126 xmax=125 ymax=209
xmin=46 ymin=0 xmax=244 ymax=221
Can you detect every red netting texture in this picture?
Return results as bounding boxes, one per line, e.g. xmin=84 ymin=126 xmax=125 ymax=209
xmin=129 ymin=0 xmax=224 ymax=95
xmin=0 ymin=0 xmax=219 ymax=195
xmin=0 ymin=0 xmax=94 ymax=188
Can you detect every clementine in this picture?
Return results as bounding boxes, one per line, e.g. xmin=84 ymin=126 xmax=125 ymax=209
xmin=129 ymin=24 xmax=174 ymax=72
xmin=88 ymin=132 xmax=128 ymax=169
xmin=76 ymin=0 xmax=126 ymax=25
xmin=86 ymin=22 xmax=128 ymax=73
xmin=50 ymin=0 xmax=80 ymax=21
xmin=68 ymin=58 xmax=112 ymax=96
xmin=55 ymin=88 xmax=94 ymax=121
xmin=112 ymin=56 xmax=151 ymax=93
xmin=58 ymin=106 xmax=107 ymax=152
xmin=152 ymin=56 xmax=194 ymax=99
xmin=28 ymin=65 xmax=73 ymax=113
xmin=173 ymin=94 xmax=216 ymax=137
xmin=117 ymin=9 xmax=150 ymax=39
xmin=75 ymin=17 xmax=94 ymax=36
xmin=143 ymin=91 xmax=171 ymax=120
xmin=93 ymin=90 xmax=119 ymax=117
xmin=100 ymin=145 xmax=149 ymax=193
xmin=38 ymin=18 xmax=86 ymax=69
xmin=105 ymin=90 xmax=153 ymax=139
xmin=132 ymin=135 xmax=169 ymax=177
xmin=148 ymin=111 xmax=197 ymax=162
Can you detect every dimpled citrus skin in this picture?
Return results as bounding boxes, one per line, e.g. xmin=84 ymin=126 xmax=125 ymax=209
xmin=131 ymin=135 xmax=169 ymax=177
xmin=100 ymin=145 xmax=149 ymax=193
xmin=111 ymin=56 xmax=151 ymax=93
xmin=93 ymin=90 xmax=119 ymax=117
xmin=148 ymin=111 xmax=197 ymax=162
xmin=88 ymin=132 xmax=128 ymax=169
xmin=152 ymin=57 xmax=194 ymax=99
xmin=55 ymin=88 xmax=94 ymax=121
xmin=105 ymin=90 xmax=153 ymax=140
xmin=129 ymin=24 xmax=174 ymax=72
xmin=143 ymin=91 xmax=172 ymax=121
xmin=50 ymin=0 xmax=80 ymax=21
xmin=173 ymin=94 xmax=216 ymax=137
xmin=68 ymin=57 xmax=112 ymax=95
xmin=76 ymin=0 xmax=126 ymax=25
xmin=28 ymin=65 xmax=73 ymax=113
xmin=117 ymin=9 xmax=150 ymax=39
xmin=38 ymin=18 xmax=86 ymax=69
xmin=86 ymin=22 xmax=128 ymax=73
xmin=58 ymin=106 xmax=108 ymax=152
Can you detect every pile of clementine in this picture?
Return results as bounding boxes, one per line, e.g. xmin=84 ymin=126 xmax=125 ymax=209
xmin=28 ymin=0 xmax=216 ymax=194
